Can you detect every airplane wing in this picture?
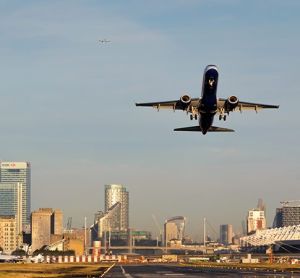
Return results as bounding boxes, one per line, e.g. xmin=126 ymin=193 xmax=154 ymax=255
xmin=174 ymin=125 xmax=234 ymax=132
xmin=136 ymin=98 xmax=200 ymax=111
xmin=218 ymin=98 xmax=279 ymax=112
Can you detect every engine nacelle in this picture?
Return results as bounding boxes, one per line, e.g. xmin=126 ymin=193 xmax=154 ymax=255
xmin=180 ymin=94 xmax=192 ymax=109
xmin=225 ymin=95 xmax=239 ymax=111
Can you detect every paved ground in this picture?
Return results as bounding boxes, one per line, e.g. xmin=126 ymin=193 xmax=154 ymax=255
xmin=103 ymin=264 xmax=295 ymax=277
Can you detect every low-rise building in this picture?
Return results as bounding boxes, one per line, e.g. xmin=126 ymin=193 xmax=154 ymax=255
xmin=0 ymin=215 xmax=19 ymax=254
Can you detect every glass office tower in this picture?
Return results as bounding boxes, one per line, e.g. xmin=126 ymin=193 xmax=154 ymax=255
xmin=0 ymin=183 xmax=23 ymax=234
xmin=0 ymin=162 xmax=31 ymax=228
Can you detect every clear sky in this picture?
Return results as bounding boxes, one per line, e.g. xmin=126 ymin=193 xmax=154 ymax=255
xmin=0 ymin=0 xmax=299 ymax=241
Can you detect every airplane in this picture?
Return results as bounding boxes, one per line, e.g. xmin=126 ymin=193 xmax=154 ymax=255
xmin=30 ymin=254 xmax=44 ymax=263
xmin=136 ymin=65 xmax=279 ymax=134
xmin=99 ymin=39 xmax=111 ymax=43
xmin=0 ymin=253 xmax=24 ymax=263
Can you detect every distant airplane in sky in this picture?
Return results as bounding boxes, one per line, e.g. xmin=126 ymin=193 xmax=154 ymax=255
xmin=98 ymin=39 xmax=111 ymax=43
xmin=136 ymin=65 xmax=279 ymax=134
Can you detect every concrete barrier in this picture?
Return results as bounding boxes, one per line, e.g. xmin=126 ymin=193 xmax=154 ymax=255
xmin=41 ymin=254 xmax=127 ymax=263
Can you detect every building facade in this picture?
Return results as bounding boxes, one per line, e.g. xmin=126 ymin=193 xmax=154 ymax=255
xmin=164 ymin=222 xmax=178 ymax=246
xmin=220 ymin=224 xmax=233 ymax=245
xmin=0 ymin=215 xmax=19 ymax=254
xmin=0 ymin=183 xmax=23 ymax=235
xmin=164 ymin=216 xmax=186 ymax=247
xmin=0 ymin=162 xmax=31 ymax=228
xmin=51 ymin=209 xmax=63 ymax=235
xmin=105 ymin=184 xmax=129 ymax=232
xmin=31 ymin=208 xmax=63 ymax=252
xmin=273 ymin=204 xmax=300 ymax=227
xmin=98 ymin=202 xmax=121 ymax=237
xmin=282 ymin=207 xmax=300 ymax=227
xmin=247 ymin=209 xmax=266 ymax=234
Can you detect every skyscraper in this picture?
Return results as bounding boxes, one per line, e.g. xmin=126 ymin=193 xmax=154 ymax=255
xmin=220 ymin=224 xmax=233 ymax=245
xmin=0 ymin=162 xmax=31 ymax=228
xmin=105 ymin=184 xmax=129 ymax=232
xmin=0 ymin=183 xmax=23 ymax=235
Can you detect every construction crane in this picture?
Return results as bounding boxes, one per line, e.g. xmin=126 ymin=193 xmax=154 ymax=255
xmin=152 ymin=214 xmax=162 ymax=246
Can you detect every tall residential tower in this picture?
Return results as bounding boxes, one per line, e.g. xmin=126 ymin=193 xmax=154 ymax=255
xmin=104 ymin=184 xmax=129 ymax=232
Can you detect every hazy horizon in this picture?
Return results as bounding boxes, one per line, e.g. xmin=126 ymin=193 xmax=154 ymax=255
xmin=0 ymin=0 xmax=299 ymax=241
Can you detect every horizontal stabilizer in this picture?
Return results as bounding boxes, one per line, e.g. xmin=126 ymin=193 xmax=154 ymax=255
xmin=174 ymin=125 xmax=235 ymax=132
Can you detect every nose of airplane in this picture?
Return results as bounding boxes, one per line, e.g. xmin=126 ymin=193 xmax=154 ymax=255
xmin=204 ymin=65 xmax=219 ymax=73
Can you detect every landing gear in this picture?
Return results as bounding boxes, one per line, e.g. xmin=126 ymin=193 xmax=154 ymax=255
xmin=219 ymin=114 xmax=227 ymax=121
xmin=190 ymin=114 xmax=198 ymax=120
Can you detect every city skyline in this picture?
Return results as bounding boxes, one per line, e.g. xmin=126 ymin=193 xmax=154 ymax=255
xmin=0 ymin=160 xmax=293 ymax=243
xmin=0 ymin=1 xmax=299 ymax=240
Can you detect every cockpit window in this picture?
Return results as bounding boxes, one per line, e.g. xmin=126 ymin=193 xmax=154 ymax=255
xmin=208 ymin=77 xmax=215 ymax=87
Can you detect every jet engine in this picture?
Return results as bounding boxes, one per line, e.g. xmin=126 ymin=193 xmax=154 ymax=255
xmin=180 ymin=94 xmax=192 ymax=109
xmin=225 ymin=95 xmax=239 ymax=111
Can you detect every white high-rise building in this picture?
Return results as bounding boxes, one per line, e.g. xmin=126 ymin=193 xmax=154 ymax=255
xmin=247 ymin=209 xmax=266 ymax=234
xmin=104 ymin=184 xmax=129 ymax=232
xmin=0 ymin=162 xmax=31 ymax=228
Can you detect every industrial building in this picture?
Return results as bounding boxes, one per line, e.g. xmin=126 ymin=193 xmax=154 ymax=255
xmin=0 ymin=162 xmax=31 ymax=229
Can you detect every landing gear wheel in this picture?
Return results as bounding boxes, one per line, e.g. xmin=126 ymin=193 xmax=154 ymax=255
xmin=190 ymin=114 xmax=193 ymax=120
xmin=195 ymin=114 xmax=198 ymax=120
xmin=223 ymin=115 xmax=227 ymax=121
xmin=219 ymin=115 xmax=222 ymax=121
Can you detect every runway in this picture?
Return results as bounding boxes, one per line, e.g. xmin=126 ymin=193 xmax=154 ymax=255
xmin=103 ymin=264 xmax=294 ymax=277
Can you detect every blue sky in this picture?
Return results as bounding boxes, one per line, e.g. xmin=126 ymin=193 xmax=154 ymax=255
xmin=0 ymin=0 xmax=299 ymax=240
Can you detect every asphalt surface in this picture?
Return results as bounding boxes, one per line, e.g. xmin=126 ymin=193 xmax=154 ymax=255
xmin=103 ymin=264 xmax=296 ymax=277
